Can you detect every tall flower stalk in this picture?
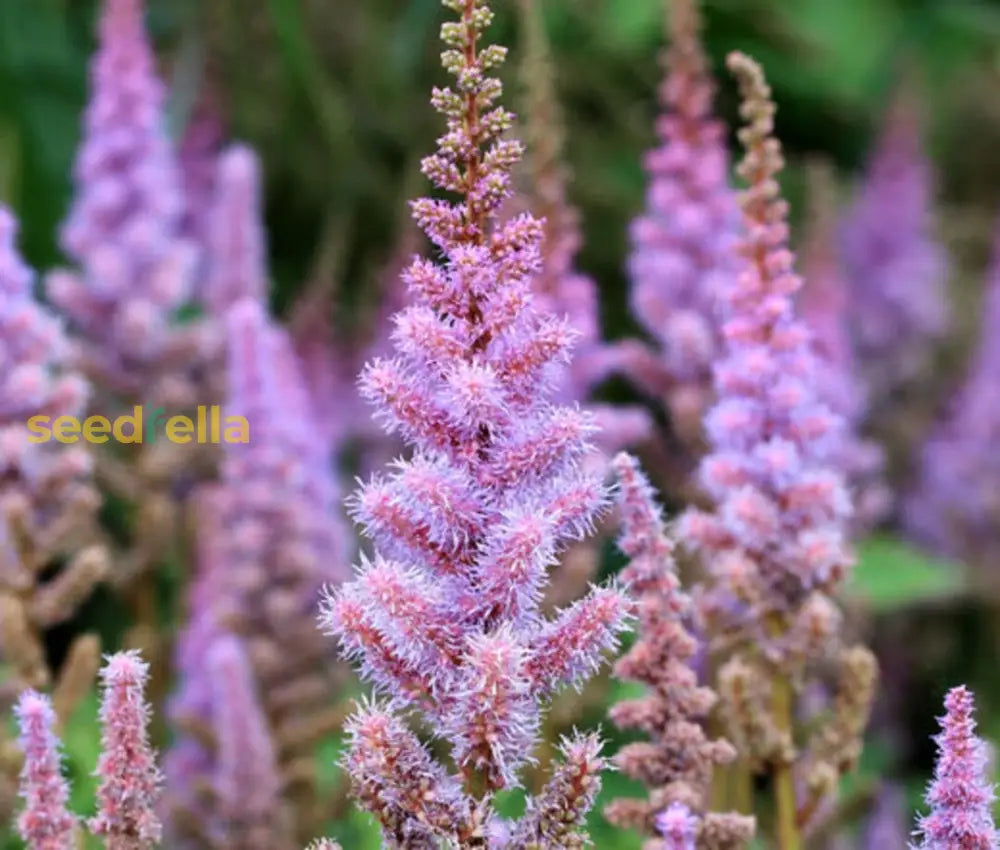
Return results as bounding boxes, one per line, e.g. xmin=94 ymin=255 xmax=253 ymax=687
xmin=166 ymin=298 xmax=348 ymax=846
xmin=840 ymin=82 xmax=949 ymax=409
xmin=798 ymin=161 xmax=889 ymax=533
xmin=319 ymin=0 xmax=631 ymax=844
xmin=904 ymin=216 xmax=1000 ymax=571
xmin=619 ymin=0 xmax=740 ymax=447
xmin=605 ymin=453 xmax=754 ymax=848
xmin=681 ymin=54 xmax=874 ymax=849
xmin=515 ymin=0 xmax=650 ymax=452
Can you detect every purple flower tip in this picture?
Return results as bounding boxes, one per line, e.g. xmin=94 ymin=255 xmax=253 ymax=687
xmin=913 ymin=685 xmax=998 ymax=849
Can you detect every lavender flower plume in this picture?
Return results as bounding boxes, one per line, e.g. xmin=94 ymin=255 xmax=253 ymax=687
xmin=680 ymin=53 xmax=852 ymax=665
xmin=166 ymin=299 xmax=348 ymax=843
xmin=840 ymin=84 xmax=949 ymax=403
xmin=207 ymin=634 xmax=291 ymax=850
xmin=621 ymin=0 xmax=740 ymax=436
xmin=0 ymin=205 xmax=104 ymax=693
xmin=203 ymin=144 xmax=267 ymax=315
xmin=604 ymin=454 xmax=754 ymax=846
xmin=912 ymin=686 xmax=998 ymax=849
xmin=904 ymin=217 xmax=1000 ymax=565
xmin=320 ymin=0 xmax=631 ymax=842
xmin=515 ymin=0 xmax=650 ymax=451
xmin=89 ymin=650 xmax=163 ymax=849
xmin=13 ymin=691 xmax=77 ymax=850
xmin=799 ymin=161 xmax=889 ymax=533
xmin=46 ymin=0 xmax=198 ymax=395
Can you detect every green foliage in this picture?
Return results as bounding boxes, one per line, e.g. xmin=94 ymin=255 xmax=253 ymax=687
xmin=849 ymin=535 xmax=965 ymax=612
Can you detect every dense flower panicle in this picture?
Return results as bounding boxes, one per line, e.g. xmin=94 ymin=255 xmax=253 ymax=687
xmin=89 ymin=651 xmax=163 ymax=849
xmin=46 ymin=0 xmax=199 ymax=395
xmin=207 ymin=634 xmax=291 ymax=850
xmin=605 ymin=454 xmax=754 ymax=847
xmin=167 ymin=298 xmax=348 ymax=843
xmin=840 ymin=84 xmax=949 ymax=402
xmin=621 ymin=0 xmax=740 ymax=433
xmin=904 ymin=217 xmax=1000 ymax=565
xmin=913 ymin=686 xmax=998 ymax=849
xmin=0 ymin=206 xmax=105 ymax=693
xmin=13 ymin=691 xmax=77 ymax=850
xmin=798 ymin=161 xmax=889 ymax=533
xmin=322 ymin=0 xmax=630 ymax=843
xmin=515 ymin=0 xmax=650 ymax=451
xmin=680 ymin=53 xmax=852 ymax=662
xmin=203 ymin=145 xmax=267 ymax=315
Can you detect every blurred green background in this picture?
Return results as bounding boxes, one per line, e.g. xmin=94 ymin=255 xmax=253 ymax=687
xmin=3 ymin=0 xmax=1000 ymax=846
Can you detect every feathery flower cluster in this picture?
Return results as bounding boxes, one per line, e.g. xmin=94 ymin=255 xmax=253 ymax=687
xmin=904 ymin=218 xmax=1000 ymax=566
xmin=912 ymin=686 xmax=998 ymax=849
xmin=681 ymin=53 xmax=852 ymax=663
xmin=13 ymin=691 xmax=77 ymax=849
xmin=798 ymin=162 xmax=889 ymax=533
xmin=13 ymin=652 xmax=160 ymax=850
xmin=840 ymin=85 xmax=949 ymax=404
xmin=0 ymin=206 xmax=105 ymax=698
xmin=621 ymin=0 xmax=740 ymax=438
xmin=320 ymin=0 xmax=631 ymax=843
xmin=515 ymin=0 xmax=650 ymax=452
xmin=46 ymin=0 xmax=200 ymax=399
xmin=605 ymin=453 xmax=754 ymax=848
xmin=89 ymin=651 xmax=162 ymax=848
xmin=167 ymin=298 xmax=348 ymax=844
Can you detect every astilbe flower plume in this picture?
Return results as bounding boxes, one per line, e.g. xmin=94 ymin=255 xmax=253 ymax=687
xmin=840 ymin=83 xmax=949 ymax=406
xmin=604 ymin=453 xmax=754 ymax=848
xmin=680 ymin=54 xmax=873 ymax=847
xmin=619 ymin=0 xmax=740 ymax=441
xmin=206 ymin=633 xmax=291 ymax=850
xmin=89 ymin=650 xmax=163 ymax=849
xmin=0 ymin=206 xmax=105 ymax=697
xmin=798 ymin=161 xmax=889 ymax=533
xmin=514 ymin=0 xmax=650 ymax=452
xmin=166 ymin=297 xmax=348 ymax=845
xmin=912 ymin=686 xmax=998 ymax=849
xmin=904 ymin=217 xmax=1000 ymax=568
xmin=46 ymin=0 xmax=201 ymax=400
xmin=13 ymin=691 xmax=77 ymax=850
xmin=319 ymin=1 xmax=631 ymax=844
xmin=681 ymin=52 xmax=852 ymax=668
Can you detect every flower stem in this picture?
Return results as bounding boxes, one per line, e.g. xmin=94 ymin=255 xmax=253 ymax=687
xmin=771 ymin=673 xmax=801 ymax=850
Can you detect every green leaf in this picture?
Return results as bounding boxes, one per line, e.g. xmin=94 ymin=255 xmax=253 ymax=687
xmin=848 ymin=535 xmax=965 ymax=612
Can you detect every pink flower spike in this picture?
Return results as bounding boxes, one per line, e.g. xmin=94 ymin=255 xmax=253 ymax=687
xmin=913 ymin=686 xmax=998 ymax=850
xmin=90 ymin=650 xmax=163 ymax=849
xmin=14 ymin=690 xmax=77 ymax=850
